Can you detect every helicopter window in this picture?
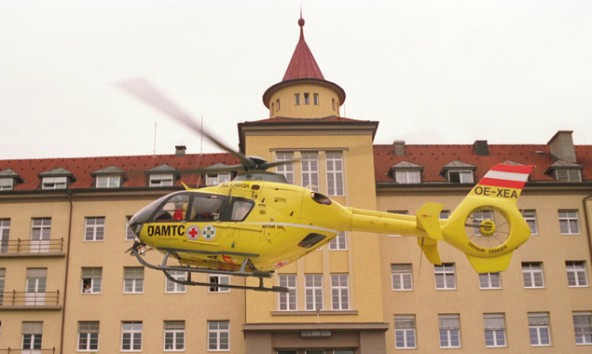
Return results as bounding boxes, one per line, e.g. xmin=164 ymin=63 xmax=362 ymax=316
xmin=231 ymin=200 xmax=254 ymax=221
xmin=154 ymin=194 xmax=190 ymax=222
xmin=189 ymin=196 xmax=223 ymax=221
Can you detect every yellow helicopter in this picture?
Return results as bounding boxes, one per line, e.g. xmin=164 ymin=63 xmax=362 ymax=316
xmin=120 ymin=79 xmax=534 ymax=292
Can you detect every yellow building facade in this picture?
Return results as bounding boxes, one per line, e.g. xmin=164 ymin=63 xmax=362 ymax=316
xmin=1 ymin=15 xmax=592 ymax=354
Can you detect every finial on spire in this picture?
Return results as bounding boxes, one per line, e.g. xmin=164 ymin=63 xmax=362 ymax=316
xmin=298 ymin=7 xmax=305 ymax=27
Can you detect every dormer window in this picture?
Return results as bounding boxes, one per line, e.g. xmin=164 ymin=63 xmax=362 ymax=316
xmin=0 ymin=169 xmax=24 ymax=191
xmin=441 ymin=161 xmax=476 ymax=184
xmin=0 ymin=178 xmax=14 ymax=191
xmin=206 ymin=173 xmax=231 ymax=186
xmin=96 ymin=176 xmax=121 ymax=188
xmin=42 ymin=176 xmax=68 ymax=190
xmin=149 ymin=174 xmax=174 ymax=187
xmin=389 ymin=162 xmax=423 ymax=184
xmin=546 ymin=161 xmax=583 ymax=183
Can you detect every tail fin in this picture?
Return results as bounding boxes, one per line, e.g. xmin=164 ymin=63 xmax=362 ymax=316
xmin=440 ymin=163 xmax=534 ymax=273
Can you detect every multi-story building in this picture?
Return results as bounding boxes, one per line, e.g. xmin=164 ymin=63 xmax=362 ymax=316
xmin=1 ymin=15 xmax=591 ymax=354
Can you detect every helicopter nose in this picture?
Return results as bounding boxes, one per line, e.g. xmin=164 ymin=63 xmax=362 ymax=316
xmin=128 ymin=221 xmax=143 ymax=238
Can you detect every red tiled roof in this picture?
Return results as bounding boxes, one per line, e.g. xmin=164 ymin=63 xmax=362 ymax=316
xmin=374 ymin=144 xmax=592 ymax=183
xmin=0 ymin=153 xmax=239 ymax=191
xmin=282 ymin=17 xmax=324 ymax=81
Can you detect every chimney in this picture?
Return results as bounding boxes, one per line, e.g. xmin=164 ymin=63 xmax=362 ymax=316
xmin=175 ymin=145 xmax=187 ymax=156
xmin=393 ymin=140 xmax=405 ymax=156
xmin=473 ymin=140 xmax=489 ymax=156
xmin=547 ymin=130 xmax=576 ymax=163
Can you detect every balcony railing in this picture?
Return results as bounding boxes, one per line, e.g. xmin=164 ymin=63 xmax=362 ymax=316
xmin=0 ymin=291 xmax=61 ymax=310
xmin=0 ymin=238 xmax=65 ymax=257
xmin=0 ymin=349 xmax=56 ymax=354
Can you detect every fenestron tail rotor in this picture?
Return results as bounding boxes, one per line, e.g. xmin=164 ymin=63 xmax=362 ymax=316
xmin=116 ymin=78 xmax=296 ymax=176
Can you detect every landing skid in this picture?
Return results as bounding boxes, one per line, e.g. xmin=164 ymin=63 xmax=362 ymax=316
xmin=129 ymin=242 xmax=288 ymax=293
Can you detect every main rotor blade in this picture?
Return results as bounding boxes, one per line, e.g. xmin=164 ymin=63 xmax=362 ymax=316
xmin=116 ymin=78 xmax=255 ymax=169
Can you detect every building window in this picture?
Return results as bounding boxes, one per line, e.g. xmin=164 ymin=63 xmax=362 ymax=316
xmin=96 ymin=175 xmax=121 ymax=188
xmin=573 ymin=311 xmax=592 ymax=345
xmin=278 ymin=274 xmax=297 ymax=311
xmin=22 ymin=322 xmax=43 ymax=351
xmin=164 ymin=321 xmax=185 ymax=351
xmin=326 ymin=151 xmax=344 ymax=196
xmin=439 ymin=314 xmax=461 ymax=348
xmin=313 ymin=93 xmax=319 ymax=105
xmin=301 ymin=152 xmax=319 ymax=192
xmin=528 ymin=312 xmax=551 ymax=346
xmin=42 ymin=176 xmax=67 ymax=189
xmin=78 ymin=321 xmax=100 ymax=351
xmin=479 ymin=272 xmax=501 ymax=289
xmin=125 ymin=216 xmax=135 ymax=241
xmin=331 ymin=274 xmax=350 ymax=310
xmin=392 ymin=264 xmax=413 ymax=291
xmin=149 ymin=174 xmax=174 ymax=187
xmin=435 ymin=263 xmax=456 ymax=290
xmin=554 ymin=168 xmax=582 ymax=182
xmin=447 ymin=169 xmax=474 ymax=183
xmin=209 ymin=274 xmax=230 ymax=293
xmin=31 ymin=217 xmax=51 ymax=252
xmin=395 ymin=169 xmax=421 ymax=184
xmin=0 ymin=177 xmax=14 ymax=190
xmin=394 ymin=315 xmax=417 ymax=349
xmin=294 ymin=93 xmax=300 ymax=105
xmin=165 ymin=270 xmax=187 ymax=293
xmin=303 ymin=92 xmax=310 ymax=104
xmin=484 ymin=313 xmax=507 ymax=348
xmin=25 ymin=268 xmax=47 ymax=305
xmin=84 ymin=217 xmax=105 ymax=241
xmin=121 ymin=321 xmax=142 ymax=351
xmin=81 ymin=267 xmax=102 ymax=294
xmin=206 ymin=173 xmax=231 ymax=186
xmin=332 ymin=98 xmax=336 ymax=111
xmin=521 ymin=210 xmax=538 ymax=235
xmin=305 ymin=274 xmax=323 ymax=311
xmin=276 ymin=152 xmax=294 ymax=184
xmin=559 ymin=210 xmax=580 ymax=235
xmin=0 ymin=218 xmax=10 ymax=253
xmin=276 ymin=99 xmax=280 ymax=111
xmin=566 ymin=261 xmax=588 ymax=287
xmin=124 ymin=267 xmax=144 ymax=293
xmin=522 ymin=262 xmax=545 ymax=288
xmin=208 ymin=320 xmax=230 ymax=351
xmin=0 ymin=268 xmax=5 ymax=305
xmin=329 ymin=232 xmax=347 ymax=250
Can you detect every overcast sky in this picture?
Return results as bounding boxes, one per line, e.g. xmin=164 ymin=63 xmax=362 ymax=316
xmin=1 ymin=1 xmax=591 ymax=160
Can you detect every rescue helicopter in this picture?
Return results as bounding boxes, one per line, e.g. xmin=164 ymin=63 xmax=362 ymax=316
xmin=120 ymin=79 xmax=534 ymax=292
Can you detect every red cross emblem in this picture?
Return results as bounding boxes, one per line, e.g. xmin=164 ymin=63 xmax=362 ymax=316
xmin=186 ymin=226 xmax=200 ymax=240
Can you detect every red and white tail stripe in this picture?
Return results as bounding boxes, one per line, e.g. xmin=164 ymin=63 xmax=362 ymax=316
xmin=478 ymin=164 xmax=533 ymax=189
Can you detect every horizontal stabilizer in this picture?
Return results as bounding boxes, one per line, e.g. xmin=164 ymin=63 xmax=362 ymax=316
xmin=418 ymin=238 xmax=442 ymax=265
xmin=466 ymin=252 xmax=513 ymax=273
xmin=416 ymin=202 xmax=444 ymax=240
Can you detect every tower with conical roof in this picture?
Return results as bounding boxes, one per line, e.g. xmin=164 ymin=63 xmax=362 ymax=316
xmin=262 ymin=16 xmax=346 ymax=119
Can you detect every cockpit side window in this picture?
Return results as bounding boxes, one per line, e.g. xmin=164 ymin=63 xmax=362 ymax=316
xmin=155 ymin=194 xmax=190 ymax=222
xmin=231 ymin=200 xmax=254 ymax=221
xmin=189 ymin=196 xmax=223 ymax=221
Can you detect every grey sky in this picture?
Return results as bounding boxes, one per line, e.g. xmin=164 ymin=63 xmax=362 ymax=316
xmin=1 ymin=0 xmax=591 ymax=159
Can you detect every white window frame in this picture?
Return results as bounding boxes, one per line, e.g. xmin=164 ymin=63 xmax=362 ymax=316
xmin=276 ymin=152 xmax=294 ymax=184
xmin=84 ymin=217 xmax=105 ymax=241
xmin=559 ymin=210 xmax=580 ymax=235
xmin=439 ymin=314 xmax=461 ymax=348
xmin=163 ymin=320 xmax=185 ymax=351
xmin=78 ymin=321 xmax=100 ymax=352
xmin=392 ymin=264 xmax=413 ymax=291
xmin=81 ymin=267 xmax=102 ymax=294
xmin=301 ymin=152 xmax=319 ymax=192
xmin=435 ymin=263 xmax=456 ymax=290
xmin=123 ymin=267 xmax=144 ymax=294
xmin=528 ymin=312 xmax=551 ymax=346
xmin=554 ymin=168 xmax=582 ymax=182
xmin=207 ymin=320 xmax=230 ymax=351
xmin=206 ymin=173 xmax=231 ymax=186
xmin=209 ymin=274 xmax=230 ymax=293
xmin=479 ymin=272 xmax=501 ymax=289
xmin=165 ymin=270 xmax=187 ymax=293
xmin=305 ymin=274 xmax=323 ymax=311
xmin=125 ymin=216 xmax=135 ymax=241
xmin=329 ymin=232 xmax=347 ymax=250
xmin=566 ymin=261 xmax=588 ymax=287
xmin=484 ymin=313 xmax=507 ymax=348
xmin=331 ymin=274 xmax=350 ymax=310
xmin=278 ymin=274 xmax=297 ymax=311
xmin=325 ymin=151 xmax=344 ymax=196
xmin=149 ymin=174 xmax=174 ymax=187
xmin=521 ymin=210 xmax=538 ymax=235
xmin=447 ymin=169 xmax=474 ymax=183
xmin=22 ymin=322 xmax=43 ymax=350
xmin=0 ymin=218 xmax=10 ymax=253
xmin=573 ymin=311 xmax=592 ymax=345
xmin=121 ymin=321 xmax=142 ymax=352
xmin=395 ymin=169 xmax=421 ymax=184
xmin=96 ymin=175 xmax=121 ymax=188
xmin=42 ymin=176 xmax=67 ymax=189
xmin=394 ymin=315 xmax=417 ymax=349
xmin=0 ymin=177 xmax=14 ymax=190
xmin=522 ymin=262 xmax=545 ymax=288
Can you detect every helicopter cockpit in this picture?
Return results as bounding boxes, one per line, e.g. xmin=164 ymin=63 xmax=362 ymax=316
xmin=129 ymin=191 xmax=254 ymax=236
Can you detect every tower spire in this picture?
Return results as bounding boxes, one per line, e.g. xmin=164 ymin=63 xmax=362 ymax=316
xmin=282 ymin=13 xmax=324 ymax=81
